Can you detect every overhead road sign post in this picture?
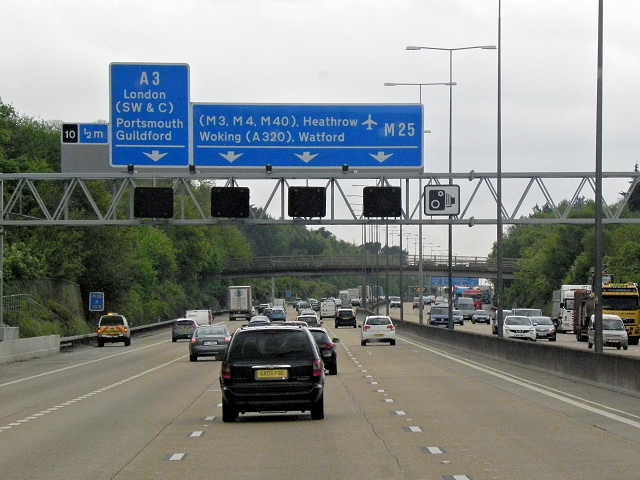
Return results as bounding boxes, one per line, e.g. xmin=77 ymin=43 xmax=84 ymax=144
xmin=110 ymin=63 xmax=190 ymax=168
xmin=191 ymin=103 xmax=423 ymax=172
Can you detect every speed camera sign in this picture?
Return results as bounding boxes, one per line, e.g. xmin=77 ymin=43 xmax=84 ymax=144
xmin=424 ymin=185 xmax=460 ymax=215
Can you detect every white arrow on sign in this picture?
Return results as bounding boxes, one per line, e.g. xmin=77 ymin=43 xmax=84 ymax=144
xmin=294 ymin=151 xmax=319 ymax=163
xmin=219 ymin=151 xmax=243 ymax=163
xmin=143 ymin=150 xmax=169 ymax=162
xmin=369 ymin=151 xmax=393 ymax=163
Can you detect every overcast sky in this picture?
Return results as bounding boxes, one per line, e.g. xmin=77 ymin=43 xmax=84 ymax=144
xmin=2 ymin=1 xmax=639 ymax=258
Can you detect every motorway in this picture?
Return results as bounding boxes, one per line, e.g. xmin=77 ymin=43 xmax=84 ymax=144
xmin=1 ymin=311 xmax=640 ymax=479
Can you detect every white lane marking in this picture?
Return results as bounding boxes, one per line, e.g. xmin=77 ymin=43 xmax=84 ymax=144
xmin=400 ymin=335 xmax=640 ymax=429
xmin=168 ymin=453 xmax=186 ymax=461
xmin=190 ymin=431 xmax=203 ymax=437
xmin=0 ymin=340 xmax=172 ymax=388
xmin=0 ymin=355 xmax=186 ymax=432
xmin=424 ymin=447 xmax=443 ymax=454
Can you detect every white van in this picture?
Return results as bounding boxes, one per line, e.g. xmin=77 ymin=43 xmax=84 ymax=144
xmin=456 ymin=297 xmax=476 ymax=319
xmin=320 ymin=300 xmax=337 ymax=319
xmin=186 ymin=309 xmax=213 ymax=325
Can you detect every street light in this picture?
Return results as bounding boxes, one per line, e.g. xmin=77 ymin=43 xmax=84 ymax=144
xmin=406 ymin=44 xmax=496 ymax=329
xmin=384 ymin=82 xmax=452 ymax=324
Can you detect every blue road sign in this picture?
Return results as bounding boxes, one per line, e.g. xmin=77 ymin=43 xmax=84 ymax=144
xmin=431 ymin=277 xmax=479 ymax=287
xmin=191 ymin=103 xmax=423 ymax=170
xmin=62 ymin=123 xmax=109 ymax=144
xmin=110 ymin=63 xmax=190 ymax=167
xmin=89 ymin=292 xmax=105 ymax=312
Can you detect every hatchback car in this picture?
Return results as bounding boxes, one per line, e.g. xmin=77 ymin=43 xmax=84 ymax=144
xmin=172 ymin=318 xmax=199 ymax=342
xmin=189 ymin=325 xmax=231 ymax=361
xmin=412 ymin=297 xmax=423 ymax=309
xmin=97 ymin=313 xmax=131 ymax=347
xmin=308 ymin=327 xmax=340 ymax=375
xmin=297 ymin=314 xmax=322 ymax=327
xmin=588 ymin=314 xmax=628 ymax=350
xmin=360 ymin=315 xmax=396 ymax=346
xmin=335 ymin=308 xmax=357 ymax=328
xmin=502 ymin=315 xmax=537 ymax=341
xmin=453 ymin=309 xmax=464 ymax=326
xmin=531 ymin=316 xmax=556 ymax=341
xmin=471 ymin=309 xmax=491 ymax=324
xmin=267 ymin=307 xmax=286 ymax=322
xmin=219 ymin=324 xmax=325 ymax=422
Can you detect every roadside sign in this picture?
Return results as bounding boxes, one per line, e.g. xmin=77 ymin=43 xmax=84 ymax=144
xmin=424 ymin=185 xmax=460 ymax=215
xmin=110 ymin=63 xmax=190 ymax=167
xmin=62 ymin=123 xmax=109 ymax=144
xmin=89 ymin=292 xmax=105 ymax=312
xmin=191 ymin=103 xmax=423 ymax=170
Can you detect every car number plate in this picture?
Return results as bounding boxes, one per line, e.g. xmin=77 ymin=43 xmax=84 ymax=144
xmin=255 ymin=369 xmax=288 ymax=380
xmin=203 ymin=340 xmax=218 ymax=346
xmin=374 ymin=333 xmax=385 ymax=337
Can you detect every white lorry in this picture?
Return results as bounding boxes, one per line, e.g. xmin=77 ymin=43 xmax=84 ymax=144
xmin=552 ymin=284 xmax=591 ymax=333
xmin=320 ymin=300 xmax=337 ymax=319
xmin=186 ymin=309 xmax=212 ymax=325
xmin=273 ymin=298 xmax=286 ymax=312
xmin=228 ymin=285 xmax=252 ymax=321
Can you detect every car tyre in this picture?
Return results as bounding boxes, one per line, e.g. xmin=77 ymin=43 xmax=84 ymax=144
xmin=310 ymin=394 xmax=324 ymax=420
xmin=328 ymin=363 xmax=337 ymax=375
xmin=588 ymin=341 xmax=593 ymax=349
xmin=352 ymin=323 xmax=357 ymax=328
xmin=190 ymin=354 xmax=197 ymax=362
xmin=390 ymin=339 xmax=396 ymax=346
xmin=360 ymin=339 xmax=366 ymax=346
xmin=334 ymin=323 xmax=339 ymax=329
xmin=97 ymin=339 xmax=104 ymax=347
xmin=617 ymin=346 xmax=621 ymax=350
xmin=623 ymin=346 xmax=628 ymax=350
xmin=221 ymin=399 xmax=236 ymax=423
xmin=172 ymin=337 xmax=177 ymax=343
xmin=124 ymin=338 xmax=131 ymax=347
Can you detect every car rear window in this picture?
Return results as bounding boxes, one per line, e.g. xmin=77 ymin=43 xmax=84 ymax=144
xmin=229 ymin=330 xmax=314 ymax=361
xmin=366 ymin=317 xmax=391 ymax=325
xmin=310 ymin=330 xmax=329 ymax=343
xmin=100 ymin=316 xmax=125 ymax=326
xmin=338 ymin=310 xmax=354 ymax=318
xmin=196 ymin=326 xmax=227 ymax=336
xmin=175 ymin=320 xmax=196 ymax=327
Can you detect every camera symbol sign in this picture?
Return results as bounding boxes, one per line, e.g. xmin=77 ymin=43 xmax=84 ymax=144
xmin=424 ymin=185 xmax=460 ymax=215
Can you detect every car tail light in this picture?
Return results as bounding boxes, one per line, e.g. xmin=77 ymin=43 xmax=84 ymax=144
xmin=363 ymin=325 xmax=370 ymax=331
xmin=312 ymin=359 xmax=324 ymax=378
xmin=320 ymin=342 xmax=334 ymax=350
xmin=221 ymin=362 xmax=231 ymax=380
xmin=191 ymin=337 xmax=197 ymax=344
xmin=387 ymin=325 xmax=395 ymax=330
xmin=224 ymin=336 xmax=231 ymax=343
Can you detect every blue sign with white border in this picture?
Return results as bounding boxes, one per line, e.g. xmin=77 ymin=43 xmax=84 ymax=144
xmin=110 ymin=63 xmax=190 ymax=167
xmin=191 ymin=103 xmax=423 ymax=170
xmin=89 ymin=292 xmax=105 ymax=312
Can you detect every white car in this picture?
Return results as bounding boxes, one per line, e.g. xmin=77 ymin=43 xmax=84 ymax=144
xmin=388 ymin=296 xmax=401 ymax=308
xmin=502 ymin=315 xmax=537 ymax=341
xmin=588 ymin=314 xmax=628 ymax=350
xmin=360 ymin=315 xmax=396 ymax=346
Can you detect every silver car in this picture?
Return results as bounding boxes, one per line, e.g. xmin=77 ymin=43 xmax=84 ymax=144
xmin=472 ymin=309 xmax=491 ymax=324
xmin=189 ymin=325 xmax=231 ymax=361
xmin=531 ymin=316 xmax=556 ymax=341
xmin=588 ymin=314 xmax=628 ymax=350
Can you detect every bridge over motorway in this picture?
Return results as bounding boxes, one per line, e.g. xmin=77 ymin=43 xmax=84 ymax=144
xmin=219 ymin=254 xmax=518 ymax=279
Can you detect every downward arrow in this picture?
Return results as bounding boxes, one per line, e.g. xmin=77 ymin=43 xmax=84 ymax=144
xmin=219 ymin=151 xmax=243 ymax=162
xmin=294 ymin=151 xmax=319 ymax=163
xmin=143 ymin=150 xmax=168 ymax=162
xmin=369 ymin=151 xmax=393 ymax=163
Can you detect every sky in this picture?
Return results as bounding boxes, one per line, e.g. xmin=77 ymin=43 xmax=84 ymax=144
xmin=2 ymin=0 xmax=639 ymax=258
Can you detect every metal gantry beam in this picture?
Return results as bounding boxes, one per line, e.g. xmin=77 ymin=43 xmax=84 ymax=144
xmin=1 ymin=170 xmax=639 ymax=227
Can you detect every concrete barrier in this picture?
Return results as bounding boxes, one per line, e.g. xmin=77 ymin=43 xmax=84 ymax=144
xmin=393 ymin=319 xmax=640 ymax=396
xmin=0 ymin=335 xmax=60 ymax=364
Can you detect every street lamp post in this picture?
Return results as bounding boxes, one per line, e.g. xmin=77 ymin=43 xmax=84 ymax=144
xmin=384 ymin=81 xmax=452 ymax=324
xmin=406 ymin=44 xmax=496 ymax=329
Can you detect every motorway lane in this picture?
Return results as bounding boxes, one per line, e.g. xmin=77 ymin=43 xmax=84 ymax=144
xmin=2 ymin=316 xmax=640 ymax=479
